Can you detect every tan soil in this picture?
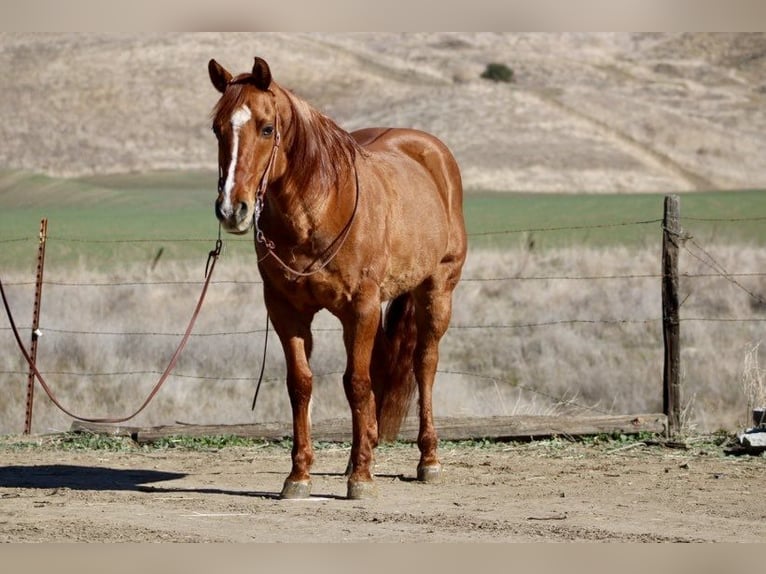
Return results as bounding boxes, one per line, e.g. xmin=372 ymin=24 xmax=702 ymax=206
xmin=1 ymin=437 xmax=763 ymax=542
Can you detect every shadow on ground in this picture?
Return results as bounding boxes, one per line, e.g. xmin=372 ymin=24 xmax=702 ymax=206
xmin=0 ymin=464 xmax=350 ymax=500
xmin=0 ymin=464 xmax=185 ymax=491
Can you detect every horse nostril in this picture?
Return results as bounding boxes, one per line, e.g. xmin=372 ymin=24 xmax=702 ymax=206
xmin=237 ymin=202 xmax=249 ymax=219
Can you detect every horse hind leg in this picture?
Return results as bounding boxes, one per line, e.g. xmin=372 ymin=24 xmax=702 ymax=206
xmin=413 ymin=281 xmax=457 ymax=483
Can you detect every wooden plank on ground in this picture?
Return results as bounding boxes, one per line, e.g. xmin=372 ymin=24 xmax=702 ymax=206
xmin=71 ymin=413 xmax=667 ymax=444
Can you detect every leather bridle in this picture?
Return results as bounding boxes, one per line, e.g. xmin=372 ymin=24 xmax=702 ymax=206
xmin=248 ymin=96 xmax=360 ymax=280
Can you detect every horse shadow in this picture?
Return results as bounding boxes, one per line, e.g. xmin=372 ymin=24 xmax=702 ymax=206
xmin=0 ymin=464 xmax=350 ymax=500
xmin=0 ymin=464 xmax=184 ymax=491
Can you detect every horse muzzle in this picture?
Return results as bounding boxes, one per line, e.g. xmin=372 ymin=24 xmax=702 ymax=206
xmin=215 ymin=196 xmax=254 ymax=235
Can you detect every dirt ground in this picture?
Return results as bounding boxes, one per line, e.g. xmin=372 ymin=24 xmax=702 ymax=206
xmin=0 ymin=435 xmax=764 ymax=543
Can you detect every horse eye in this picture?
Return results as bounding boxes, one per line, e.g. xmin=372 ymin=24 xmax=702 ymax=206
xmin=261 ymin=125 xmax=274 ymax=137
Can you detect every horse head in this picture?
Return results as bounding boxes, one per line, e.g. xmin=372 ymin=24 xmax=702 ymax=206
xmin=208 ymin=57 xmax=282 ymax=234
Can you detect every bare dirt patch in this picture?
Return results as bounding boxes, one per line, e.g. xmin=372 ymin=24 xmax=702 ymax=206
xmin=1 ymin=436 xmax=763 ymax=542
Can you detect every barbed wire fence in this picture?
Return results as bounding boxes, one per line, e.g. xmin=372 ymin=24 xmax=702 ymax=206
xmin=1 ymin=197 xmax=765 ymax=435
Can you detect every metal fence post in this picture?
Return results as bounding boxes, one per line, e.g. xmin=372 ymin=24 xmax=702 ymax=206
xmin=24 ymin=218 xmax=48 ymax=434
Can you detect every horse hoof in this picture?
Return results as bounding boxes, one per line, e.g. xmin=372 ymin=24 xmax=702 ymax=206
xmin=417 ymin=463 xmax=443 ymax=483
xmin=347 ymin=480 xmax=378 ymax=500
xmin=281 ymin=479 xmax=312 ymax=499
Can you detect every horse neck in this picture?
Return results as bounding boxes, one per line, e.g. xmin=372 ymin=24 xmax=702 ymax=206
xmin=267 ymin=90 xmax=359 ymax=237
xmin=265 ymin=166 xmax=357 ymax=245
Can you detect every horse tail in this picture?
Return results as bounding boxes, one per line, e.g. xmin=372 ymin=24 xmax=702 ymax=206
xmin=372 ymin=292 xmax=418 ymax=442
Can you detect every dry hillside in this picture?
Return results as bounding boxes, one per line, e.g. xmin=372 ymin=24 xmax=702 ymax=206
xmin=1 ymin=32 xmax=765 ymax=192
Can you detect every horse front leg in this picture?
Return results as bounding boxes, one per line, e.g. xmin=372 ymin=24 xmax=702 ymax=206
xmin=340 ymin=284 xmax=381 ymax=499
xmin=281 ymin=330 xmax=315 ymax=499
xmin=265 ymin=289 xmax=316 ymax=499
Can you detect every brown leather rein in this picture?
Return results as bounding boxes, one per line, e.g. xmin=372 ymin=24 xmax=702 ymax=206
xmin=0 ymin=239 xmax=223 ymax=425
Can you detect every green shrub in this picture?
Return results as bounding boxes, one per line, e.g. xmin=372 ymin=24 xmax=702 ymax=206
xmin=481 ymin=62 xmax=514 ymax=83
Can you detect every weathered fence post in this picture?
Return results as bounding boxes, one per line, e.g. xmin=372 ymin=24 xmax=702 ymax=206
xmin=662 ymin=196 xmax=681 ymax=435
xmin=24 ymin=218 xmax=48 ymax=434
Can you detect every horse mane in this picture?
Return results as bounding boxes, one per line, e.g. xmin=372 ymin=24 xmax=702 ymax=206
xmin=279 ymin=86 xmax=362 ymax=194
xmin=211 ymin=78 xmax=363 ymax=196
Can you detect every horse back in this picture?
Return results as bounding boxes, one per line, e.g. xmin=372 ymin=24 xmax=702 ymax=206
xmin=353 ymin=127 xmax=464 ymax=224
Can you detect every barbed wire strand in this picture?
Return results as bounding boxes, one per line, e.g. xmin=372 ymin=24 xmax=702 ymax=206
xmin=5 ymin=315 xmax=766 ymax=338
xmin=682 ymin=215 xmax=766 ymax=222
xmin=466 ymin=218 xmax=663 ymax=237
xmin=3 ymin=271 xmax=765 ymax=289
xmin=3 ymin=212 xmax=766 ymax=245
xmin=682 ymin=236 xmax=766 ymax=306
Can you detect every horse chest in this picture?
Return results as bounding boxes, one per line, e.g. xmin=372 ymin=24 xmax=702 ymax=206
xmin=262 ymin=265 xmax=354 ymax=311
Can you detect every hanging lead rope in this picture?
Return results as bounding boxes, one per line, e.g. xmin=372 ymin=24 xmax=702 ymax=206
xmin=0 ymin=237 xmax=223 ymax=425
xmin=250 ymin=312 xmax=269 ymax=411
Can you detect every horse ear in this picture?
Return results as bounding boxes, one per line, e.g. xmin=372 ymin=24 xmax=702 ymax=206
xmin=251 ymin=57 xmax=272 ymax=90
xmin=208 ymin=59 xmax=232 ymax=93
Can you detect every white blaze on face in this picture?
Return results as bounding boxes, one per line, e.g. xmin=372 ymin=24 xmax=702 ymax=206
xmin=221 ymin=105 xmax=252 ymax=213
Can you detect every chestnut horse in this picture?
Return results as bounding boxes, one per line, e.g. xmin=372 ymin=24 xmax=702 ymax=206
xmin=208 ymin=57 xmax=467 ymax=499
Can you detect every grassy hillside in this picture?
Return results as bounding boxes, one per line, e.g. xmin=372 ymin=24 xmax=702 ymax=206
xmin=2 ymin=34 xmax=766 ymax=193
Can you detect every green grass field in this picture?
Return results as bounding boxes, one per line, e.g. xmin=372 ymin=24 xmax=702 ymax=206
xmin=466 ymin=190 xmax=766 ymax=249
xmin=1 ymin=169 xmax=765 ymax=269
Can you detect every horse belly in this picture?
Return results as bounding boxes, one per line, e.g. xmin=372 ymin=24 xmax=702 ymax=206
xmin=379 ymin=262 xmax=436 ymax=301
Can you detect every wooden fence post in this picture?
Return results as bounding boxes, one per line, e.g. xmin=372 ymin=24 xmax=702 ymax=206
xmin=662 ymin=196 xmax=681 ymax=435
xmin=24 ymin=218 xmax=48 ymax=434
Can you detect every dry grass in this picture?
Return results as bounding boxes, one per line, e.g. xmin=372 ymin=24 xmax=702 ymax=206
xmin=2 ymin=33 xmax=766 ymax=192
xmin=2 ymin=242 xmax=765 ymax=435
